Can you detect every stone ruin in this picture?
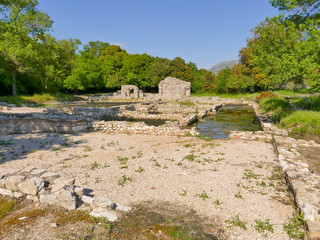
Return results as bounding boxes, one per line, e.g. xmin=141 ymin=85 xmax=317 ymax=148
xmin=0 ymin=166 xmax=131 ymax=221
xmin=158 ymin=77 xmax=191 ymax=99
xmin=113 ymin=85 xmax=143 ymax=98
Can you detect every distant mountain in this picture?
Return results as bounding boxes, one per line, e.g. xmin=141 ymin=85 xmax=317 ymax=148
xmin=208 ymin=59 xmax=239 ymax=74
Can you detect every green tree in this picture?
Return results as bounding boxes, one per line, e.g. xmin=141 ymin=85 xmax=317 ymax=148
xmin=270 ymin=0 xmax=320 ymax=22
xmin=0 ymin=0 xmax=52 ymax=96
xmin=64 ymin=41 xmax=109 ymax=92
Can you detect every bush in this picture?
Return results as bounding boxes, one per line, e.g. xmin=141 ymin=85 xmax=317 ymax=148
xmin=256 ymin=91 xmax=278 ymax=101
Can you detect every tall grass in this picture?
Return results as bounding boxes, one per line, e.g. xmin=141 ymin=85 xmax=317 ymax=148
xmin=280 ymin=111 xmax=320 ymax=137
xmin=258 ymin=97 xmax=290 ymax=122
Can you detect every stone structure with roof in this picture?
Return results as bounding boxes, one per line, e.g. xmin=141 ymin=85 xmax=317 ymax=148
xmin=158 ymin=77 xmax=191 ymax=99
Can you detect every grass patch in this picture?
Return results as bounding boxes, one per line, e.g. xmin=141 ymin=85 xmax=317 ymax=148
xmin=178 ymin=101 xmax=195 ymax=107
xmin=283 ymin=213 xmax=306 ymax=239
xmin=0 ymin=198 xmax=16 ymax=220
xmin=259 ymin=97 xmax=290 ymax=122
xmin=0 ymin=93 xmax=82 ymax=106
xmin=225 ymin=214 xmax=247 ymax=230
xmin=280 ymin=111 xmax=320 ymax=137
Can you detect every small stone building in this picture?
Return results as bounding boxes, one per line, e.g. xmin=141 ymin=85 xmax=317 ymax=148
xmin=158 ymin=77 xmax=191 ymax=99
xmin=119 ymin=85 xmax=143 ymax=98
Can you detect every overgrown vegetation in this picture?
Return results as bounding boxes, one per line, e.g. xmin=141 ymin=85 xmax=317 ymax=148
xmin=283 ymin=213 xmax=306 ymax=239
xmin=258 ymin=93 xmax=320 ymax=138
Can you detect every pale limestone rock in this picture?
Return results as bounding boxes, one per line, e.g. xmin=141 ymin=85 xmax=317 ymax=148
xmin=74 ymin=186 xmax=84 ymax=198
xmin=89 ymin=211 xmax=118 ymax=222
xmin=30 ymin=169 xmax=47 ymax=176
xmin=92 ymin=196 xmax=113 ymax=210
xmin=0 ymin=188 xmax=14 ymax=197
xmin=53 ymin=177 xmax=75 ymax=186
xmin=14 ymin=192 xmax=23 ymax=198
xmin=26 ymin=195 xmax=39 ymax=202
xmin=22 ymin=166 xmax=36 ymax=173
xmin=82 ymin=195 xmax=94 ymax=205
xmin=40 ymin=194 xmax=57 ymax=205
xmin=40 ymin=172 xmax=60 ymax=182
xmin=5 ymin=175 xmax=25 ymax=191
xmin=0 ymin=179 xmax=5 ymax=188
xmin=56 ymin=190 xmax=76 ymax=210
xmin=116 ymin=204 xmax=132 ymax=212
xmin=18 ymin=177 xmax=44 ymax=196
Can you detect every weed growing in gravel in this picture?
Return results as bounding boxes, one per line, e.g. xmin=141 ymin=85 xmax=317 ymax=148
xmin=136 ymin=150 xmax=143 ymax=158
xmin=255 ymin=163 xmax=263 ymax=169
xmin=254 ymin=219 xmax=274 ymax=233
xmin=177 ymin=161 xmax=183 ymax=166
xmin=210 ymin=168 xmax=218 ymax=172
xmin=243 ymin=169 xmax=259 ymax=179
xmin=234 ymin=192 xmax=243 ymax=199
xmin=0 ymin=140 xmax=13 ymax=146
xmin=154 ymin=161 xmax=161 ymax=167
xmin=256 ymin=181 xmax=267 ymax=187
xmin=196 ymin=191 xmax=210 ymax=201
xmin=283 ymin=213 xmax=306 ymax=239
xmin=179 ymin=189 xmax=187 ymax=197
xmin=117 ymin=156 xmax=128 ymax=165
xmin=107 ymin=141 xmax=118 ymax=147
xmin=268 ymin=166 xmax=285 ymax=183
xmin=214 ymin=199 xmax=223 ymax=206
xmin=225 ymin=214 xmax=247 ymax=230
xmin=103 ymin=163 xmax=110 ymax=168
xmin=117 ymin=174 xmax=132 ymax=187
xmin=90 ymin=161 xmax=100 ymax=170
xmin=85 ymin=173 xmax=90 ymax=178
xmin=166 ymin=158 xmax=175 ymax=162
xmin=135 ymin=167 xmax=145 ymax=173
xmin=116 ymin=147 xmax=125 ymax=151
xmin=100 ymin=145 xmax=106 ymax=150
xmin=184 ymin=154 xmax=196 ymax=162
xmin=84 ymin=146 xmax=93 ymax=152
xmin=95 ymin=177 xmax=101 ymax=183
xmin=0 ymin=198 xmax=16 ymax=219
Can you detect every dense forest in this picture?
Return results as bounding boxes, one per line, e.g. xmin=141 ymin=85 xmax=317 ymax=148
xmin=0 ymin=0 xmax=319 ymax=96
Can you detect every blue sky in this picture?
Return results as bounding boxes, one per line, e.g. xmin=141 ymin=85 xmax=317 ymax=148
xmin=37 ymin=0 xmax=280 ymax=69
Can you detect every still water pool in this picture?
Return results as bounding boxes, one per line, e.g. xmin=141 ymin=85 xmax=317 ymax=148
xmin=196 ymin=105 xmax=262 ymax=139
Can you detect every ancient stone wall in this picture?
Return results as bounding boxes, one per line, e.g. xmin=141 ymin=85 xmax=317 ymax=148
xmin=0 ymin=115 xmax=89 ymax=135
xmin=0 ymin=167 xmax=131 ymax=221
xmin=158 ymin=77 xmax=191 ymax=99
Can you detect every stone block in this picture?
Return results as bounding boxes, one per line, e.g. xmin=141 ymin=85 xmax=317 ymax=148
xmin=40 ymin=172 xmax=60 ymax=183
xmin=116 ymin=204 xmax=132 ymax=212
xmin=40 ymin=194 xmax=58 ymax=205
xmin=5 ymin=175 xmax=25 ymax=191
xmin=0 ymin=188 xmax=14 ymax=197
xmin=18 ymin=177 xmax=44 ymax=196
xmin=92 ymin=196 xmax=113 ymax=210
xmin=30 ymin=169 xmax=47 ymax=176
xmin=82 ymin=195 xmax=94 ymax=205
xmin=90 ymin=210 xmax=118 ymax=222
xmin=56 ymin=190 xmax=76 ymax=210
xmin=0 ymin=179 xmax=5 ymax=188
xmin=74 ymin=186 xmax=84 ymax=198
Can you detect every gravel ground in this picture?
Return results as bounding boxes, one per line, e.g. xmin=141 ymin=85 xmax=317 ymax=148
xmin=0 ymin=132 xmax=297 ymax=240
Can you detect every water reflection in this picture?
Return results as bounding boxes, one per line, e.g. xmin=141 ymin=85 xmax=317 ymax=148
xmin=196 ymin=105 xmax=262 ymax=139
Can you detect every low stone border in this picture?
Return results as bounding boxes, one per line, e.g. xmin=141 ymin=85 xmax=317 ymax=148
xmin=0 ymin=167 xmax=131 ymax=222
xmin=92 ymin=120 xmax=198 ymax=136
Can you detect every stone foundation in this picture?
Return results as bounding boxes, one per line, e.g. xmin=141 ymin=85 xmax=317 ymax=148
xmin=0 ymin=167 xmax=131 ymax=222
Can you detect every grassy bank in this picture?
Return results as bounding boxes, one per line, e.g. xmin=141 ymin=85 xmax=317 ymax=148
xmin=0 ymin=93 xmax=83 ymax=106
xmin=258 ymin=95 xmax=320 ymax=138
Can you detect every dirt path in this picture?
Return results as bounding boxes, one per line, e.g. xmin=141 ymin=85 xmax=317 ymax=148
xmin=0 ymin=132 xmax=296 ymax=239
